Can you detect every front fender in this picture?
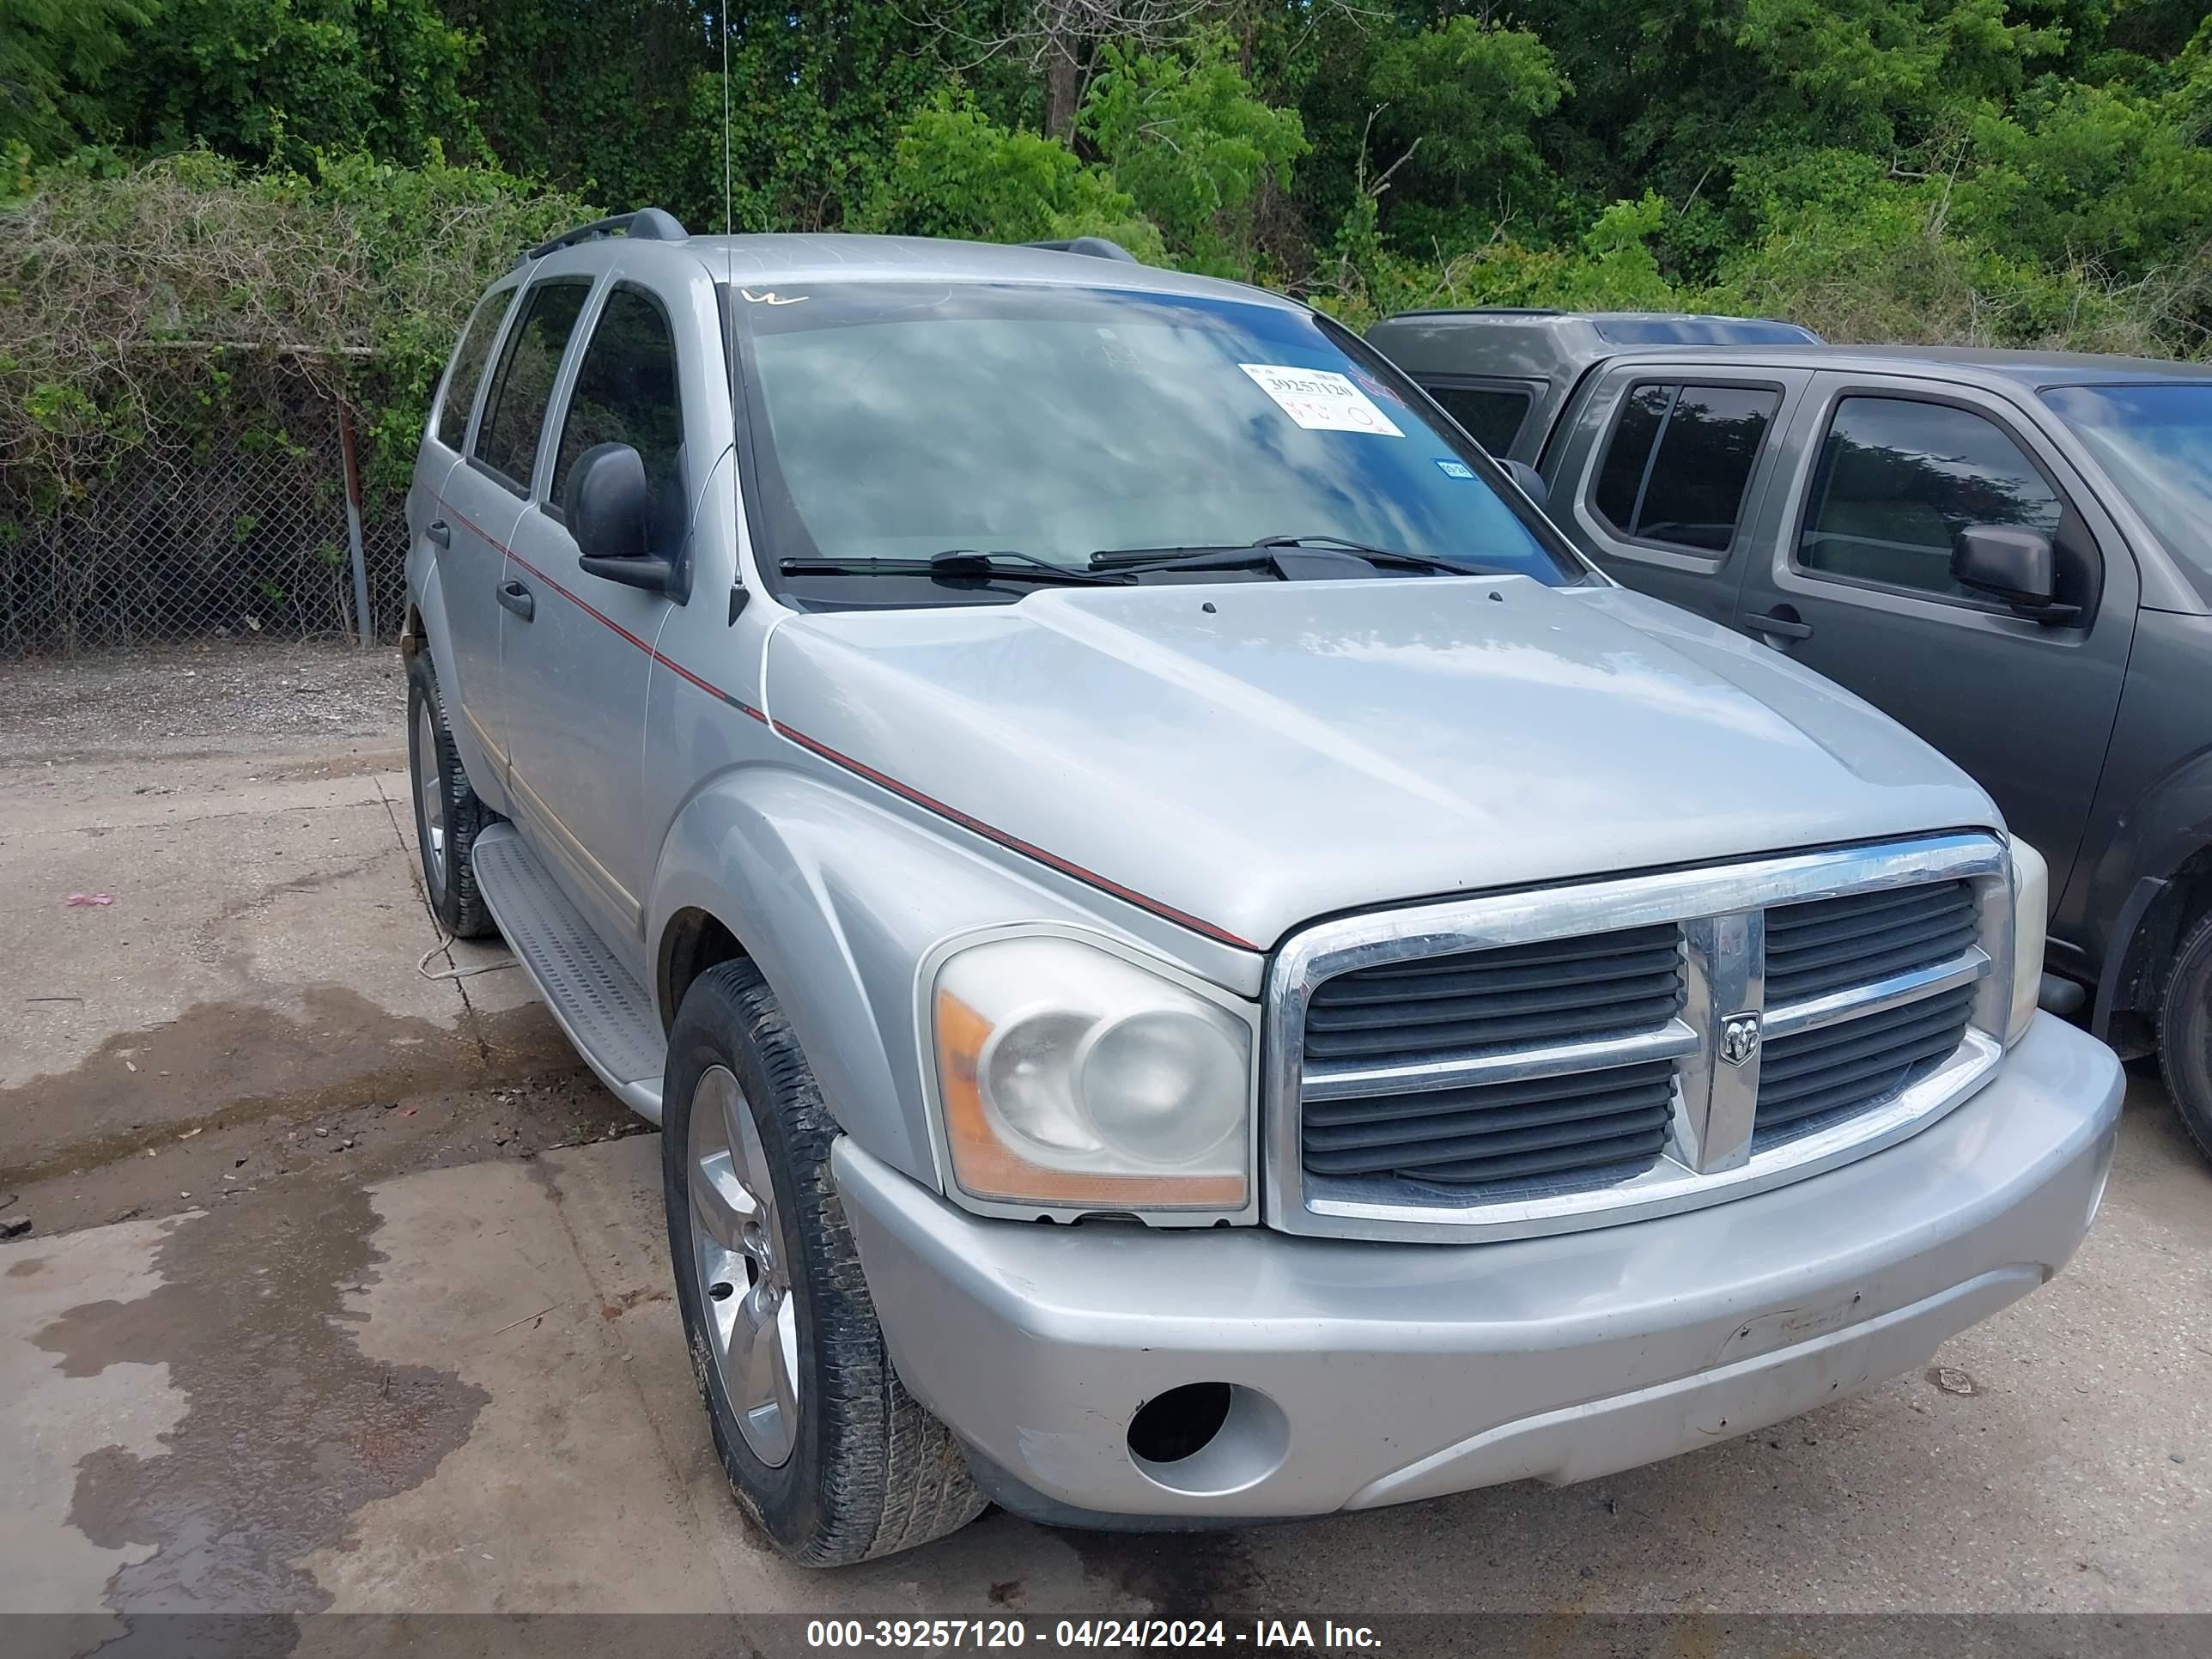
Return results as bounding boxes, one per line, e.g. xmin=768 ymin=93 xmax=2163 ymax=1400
xmin=648 ymin=763 xmax=1252 ymax=1186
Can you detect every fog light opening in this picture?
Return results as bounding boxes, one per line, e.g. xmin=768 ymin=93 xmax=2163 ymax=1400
xmin=1126 ymin=1382 xmax=1291 ymax=1498
xmin=1127 ymin=1382 xmax=1233 ymax=1466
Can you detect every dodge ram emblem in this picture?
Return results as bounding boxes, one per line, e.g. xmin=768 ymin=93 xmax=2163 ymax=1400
xmin=1721 ymin=1013 xmax=1762 ymax=1066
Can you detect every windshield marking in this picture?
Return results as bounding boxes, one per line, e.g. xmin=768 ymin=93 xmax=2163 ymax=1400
xmin=1239 ymin=363 xmax=1404 ymax=436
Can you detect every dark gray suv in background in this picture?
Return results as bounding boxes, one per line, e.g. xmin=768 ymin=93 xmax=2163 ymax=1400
xmin=1370 ymin=311 xmax=2212 ymax=1159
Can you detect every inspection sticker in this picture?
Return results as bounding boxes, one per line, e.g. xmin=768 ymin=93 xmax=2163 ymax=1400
xmin=1434 ymin=458 xmax=1476 ymax=479
xmin=1239 ymin=363 xmax=1403 ymax=436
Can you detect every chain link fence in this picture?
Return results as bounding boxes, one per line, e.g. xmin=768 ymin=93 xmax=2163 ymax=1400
xmin=0 ymin=350 xmax=409 ymax=659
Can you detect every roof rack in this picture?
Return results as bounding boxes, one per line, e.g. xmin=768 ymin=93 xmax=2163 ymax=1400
xmin=1020 ymin=236 xmax=1140 ymax=264
xmin=518 ymin=208 xmax=689 ymax=265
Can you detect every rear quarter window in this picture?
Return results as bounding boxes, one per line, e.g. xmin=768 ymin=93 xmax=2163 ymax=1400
xmin=1592 ymin=382 xmax=1780 ymax=554
xmin=473 ymin=279 xmax=592 ymax=491
xmin=434 ymin=289 xmax=512 ymax=448
xmin=1422 ymin=383 xmax=1534 ymax=454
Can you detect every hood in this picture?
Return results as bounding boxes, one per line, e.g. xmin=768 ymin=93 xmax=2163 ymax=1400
xmin=763 ymin=578 xmax=2000 ymax=952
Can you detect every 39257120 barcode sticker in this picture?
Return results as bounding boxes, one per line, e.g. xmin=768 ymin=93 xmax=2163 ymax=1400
xmin=1238 ymin=363 xmax=1404 ymax=436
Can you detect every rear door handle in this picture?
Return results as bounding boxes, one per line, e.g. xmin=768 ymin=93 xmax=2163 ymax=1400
xmin=498 ymin=579 xmax=535 ymax=623
xmin=427 ymin=520 xmax=451 ymax=549
xmin=1751 ymin=608 xmax=1814 ymax=642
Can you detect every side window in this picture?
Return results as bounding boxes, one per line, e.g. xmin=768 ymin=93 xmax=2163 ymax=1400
xmin=434 ymin=289 xmax=511 ymax=447
xmin=1798 ymin=398 xmax=2063 ymax=600
xmin=550 ymin=286 xmax=687 ymax=540
xmin=1425 ymin=383 xmax=1532 ymax=454
xmin=1593 ymin=383 xmax=1781 ymax=553
xmin=473 ymin=280 xmax=592 ymax=491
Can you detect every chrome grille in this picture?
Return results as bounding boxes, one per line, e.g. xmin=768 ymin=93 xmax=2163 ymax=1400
xmin=1302 ymin=1059 xmax=1678 ymax=1184
xmin=1300 ymin=924 xmax=1684 ymax=1186
xmin=1756 ymin=983 xmax=1977 ymax=1139
xmin=1765 ymin=881 xmax=1978 ymax=1002
xmin=1270 ymin=836 xmax=2013 ymax=1243
xmin=1304 ymin=923 xmax=1685 ymax=1059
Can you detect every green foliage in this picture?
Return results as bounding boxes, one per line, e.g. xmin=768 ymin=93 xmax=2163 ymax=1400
xmin=1955 ymin=72 xmax=2212 ymax=276
xmin=859 ymin=90 xmax=1164 ymax=259
xmin=1364 ymin=19 xmax=1565 ymax=221
xmin=1080 ymin=32 xmax=1306 ymax=276
xmin=94 ymin=0 xmax=480 ymax=170
xmin=1320 ymin=191 xmax=1680 ymax=331
xmin=0 ymin=149 xmax=592 ymax=503
xmin=0 ymin=0 xmax=150 ymax=155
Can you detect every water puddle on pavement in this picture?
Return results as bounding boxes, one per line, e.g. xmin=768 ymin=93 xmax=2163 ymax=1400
xmin=33 ymin=1180 xmax=488 ymax=1620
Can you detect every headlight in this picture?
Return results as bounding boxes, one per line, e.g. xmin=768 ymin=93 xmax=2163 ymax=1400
xmin=2008 ymin=836 xmax=2048 ymax=1048
xmin=931 ymin=936 xmax=1252 ymax=1211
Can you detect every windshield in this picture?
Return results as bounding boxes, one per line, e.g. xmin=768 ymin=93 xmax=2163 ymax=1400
xmin=2044 ymin=382 xmax=2212 ymax=589
xmin=726 ymin=281 xmax=1579 ymax=602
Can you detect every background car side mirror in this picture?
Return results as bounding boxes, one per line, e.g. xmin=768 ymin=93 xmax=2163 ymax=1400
xmin=565 ymin=442 xmax=684 ymax=598
xmin=1503 ymin=459 xmax=1549 ymax=510
xmin=1950 ymin=525 xmax=2075 ymax=623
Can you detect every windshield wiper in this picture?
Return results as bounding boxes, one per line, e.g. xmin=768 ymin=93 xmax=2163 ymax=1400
xmin=780 ymin=549 xmax=1132 ymax=586
xmin=1088 ymin=534 xmax=1488 ymax=577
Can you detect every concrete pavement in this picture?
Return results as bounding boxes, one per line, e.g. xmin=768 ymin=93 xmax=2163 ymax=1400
xmin=0 ymin=646 xmax=617 ymax=1238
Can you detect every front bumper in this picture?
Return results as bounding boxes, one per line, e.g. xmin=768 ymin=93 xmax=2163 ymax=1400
xmin=833 ymin=1012 xmax=2121 ymax=1521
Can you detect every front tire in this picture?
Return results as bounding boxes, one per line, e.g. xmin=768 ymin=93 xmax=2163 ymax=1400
xmin=662 ymin=960 xmax=986 ymax=1565
xmin=406 ymin=650 xmax=495 ymax=939
xmin=2157 ymin=908 xmax=2212 ymax=1166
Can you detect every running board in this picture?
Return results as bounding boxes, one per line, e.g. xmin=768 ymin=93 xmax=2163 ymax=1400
xmin=470 ymin=823 xmax=666 ymax=1122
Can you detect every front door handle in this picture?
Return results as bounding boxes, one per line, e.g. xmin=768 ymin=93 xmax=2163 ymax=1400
xmin=1751 ymin=607 xmax=1814 ymax=643
xmin=426 ymin=520 xmax=452 ymax=549
xmin=498 ymin=579 xmax=535 ymax=623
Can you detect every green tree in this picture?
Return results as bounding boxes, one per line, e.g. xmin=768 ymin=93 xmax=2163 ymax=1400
xmin=106 ymin=0 xmax=477 ymax=168
xmin=1364 ymin=17 xmax=1567 ymax=228
xmin=860 ymin=90 xmax=1165 ymax=258
xmin=0 ymin=0 xmax=151 ymax=156
xmin=1079 ymin=30 xmax=1306 ymax=276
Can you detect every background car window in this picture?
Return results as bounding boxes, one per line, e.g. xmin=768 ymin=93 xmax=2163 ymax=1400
xmin=551 ymin=287 xmax=687 ymax=545
xmin=1593 ymin=383 xmax=1779 ymax=552
xmin=434 ymin=289 xmax=510 ymax=448
xmin=1799 ymin=398 xmax=2062 ymax=599
xmin=474 ymin=281 xmax=591 ymax=490
xmin=1425 ymin=384 xmax=1531 ymax=454
xmin=2044 ymin=382 xmax=2212 ymax=592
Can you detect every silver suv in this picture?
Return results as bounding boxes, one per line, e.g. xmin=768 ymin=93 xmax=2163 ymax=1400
xmin=404 ymin=212 xmax=2123 ymax=1565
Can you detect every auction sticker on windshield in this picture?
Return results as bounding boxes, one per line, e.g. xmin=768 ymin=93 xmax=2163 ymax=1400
xmin=1240 ymin=364 xmax=1404 ymax=436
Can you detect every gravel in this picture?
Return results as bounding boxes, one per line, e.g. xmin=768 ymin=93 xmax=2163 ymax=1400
xmin=0 ymin=641 xmax=405 ymax=763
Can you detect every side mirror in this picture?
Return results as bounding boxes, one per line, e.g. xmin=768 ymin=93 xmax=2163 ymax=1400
xmin=1950 ymin=525 xmax=2073 ymax=622
xmin=564 ymin=442 xmax=683 ymax=597
xmin=1502 ymin=459 xmax=1549 ymax=510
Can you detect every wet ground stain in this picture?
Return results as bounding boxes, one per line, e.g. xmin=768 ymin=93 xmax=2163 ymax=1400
xmin=0 ymin=986 xmax=580 ymax=1186
xmin=1060 ymin=1526 xmax=1265 ymax=1614
xmin=4 ymin=1065 xmax=636 ymax=1239
xmin=33 ymin=1181 xmax=489 ymax=1615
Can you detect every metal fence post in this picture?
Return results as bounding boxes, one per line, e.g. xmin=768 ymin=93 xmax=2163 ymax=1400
xmin=336 ymin=397 xmax=374 ymax=647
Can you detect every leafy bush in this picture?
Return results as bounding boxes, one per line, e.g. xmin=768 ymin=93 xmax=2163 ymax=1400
xmin=0 ymin=149 xmax=592 ymax=506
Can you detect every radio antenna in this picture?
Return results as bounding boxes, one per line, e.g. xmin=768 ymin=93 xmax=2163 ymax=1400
xmin=720 ymin=9 xmax=733 ymax=237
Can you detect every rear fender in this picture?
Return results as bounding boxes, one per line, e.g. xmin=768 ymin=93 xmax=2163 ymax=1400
xmin=403 ymin=523 xmax=509 ymax=817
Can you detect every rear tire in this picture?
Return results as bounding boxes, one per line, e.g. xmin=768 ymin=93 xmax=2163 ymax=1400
xmin=406 ymin=651 xmax=495 ymax=939
xmin=662 ymin=959 xmax=986 ymax=1565
xmin=2157 ymin=908 xmax=2212 ymax=1166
